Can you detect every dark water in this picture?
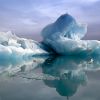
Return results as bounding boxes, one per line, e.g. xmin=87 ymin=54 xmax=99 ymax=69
xmin=0 ymin=56 xmax=100 ymax=100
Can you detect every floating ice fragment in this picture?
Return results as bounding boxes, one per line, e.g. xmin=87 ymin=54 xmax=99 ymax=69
xmin=0 ymin=31 xmax=49 ymax=61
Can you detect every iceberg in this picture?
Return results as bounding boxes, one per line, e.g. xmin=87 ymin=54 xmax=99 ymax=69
xmin=41 ymin=14 xmax=100 ymax=56
xmin=0 ymin=31 xmax=49 ymax=61
xmin=0 ymin=13 xmax=100 ymax=58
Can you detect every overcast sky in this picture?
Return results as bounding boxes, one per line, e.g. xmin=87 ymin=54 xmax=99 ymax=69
xmin=0 ymin=0 xmax=100 ymax=41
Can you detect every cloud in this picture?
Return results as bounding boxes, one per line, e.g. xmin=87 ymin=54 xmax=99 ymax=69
xmin=80 ymin=0 xmax=99 ymax=3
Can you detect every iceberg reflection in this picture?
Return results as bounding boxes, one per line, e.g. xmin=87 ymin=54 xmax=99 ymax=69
xmin=41 ymin=56 xmax=100 ymax=98
xmin=0 ymin=56 xmax=48 ymax=77
xmin=0 ymin=56 xmax=100 ymax=98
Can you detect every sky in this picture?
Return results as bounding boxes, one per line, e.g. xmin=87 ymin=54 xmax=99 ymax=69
xmin=0 ymin=0 xmax=100 ymax=41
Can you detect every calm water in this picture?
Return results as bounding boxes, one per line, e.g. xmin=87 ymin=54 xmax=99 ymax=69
xmin=0 ymin=56 xmax=100 ymax=100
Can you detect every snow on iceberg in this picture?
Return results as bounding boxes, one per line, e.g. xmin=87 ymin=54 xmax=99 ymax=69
xmin=41 ymin=14 xmax=100 ymax=55
xmin=0 ymin=31 xmax=49 ymax=61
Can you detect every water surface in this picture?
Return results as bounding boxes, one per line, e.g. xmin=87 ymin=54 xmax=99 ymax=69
xmin=0 ymin=56 xmax=100 ymax=100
